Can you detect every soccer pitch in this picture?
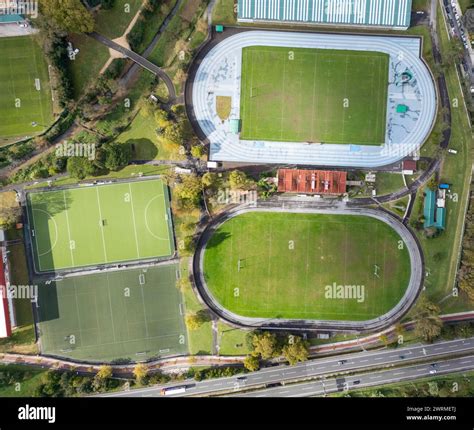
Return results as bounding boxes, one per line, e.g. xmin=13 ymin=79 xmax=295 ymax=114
xmin=36 ymin=264 xmax=188 ymax=362
xmin=27 ymin=179 xmax=175 ymax=273
xmin=240 ymin=46 xmax=389 ymax=145
xmin=204 ymin=212 xmax=411 ymax=321
xmin=0 ymin=36 xmax=53 ymax=141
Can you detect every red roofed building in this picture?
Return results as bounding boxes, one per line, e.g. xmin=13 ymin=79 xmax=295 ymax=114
xmin=0 ymin=252 xmax=12 ymax=338
xmin=278 ymin=169 xmax=347 ymax=195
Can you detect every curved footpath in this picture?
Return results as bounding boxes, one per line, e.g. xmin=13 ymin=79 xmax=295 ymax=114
xmin=192 ymin=202 xmax=425 ymax=333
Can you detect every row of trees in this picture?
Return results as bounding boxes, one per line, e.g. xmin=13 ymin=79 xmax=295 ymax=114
xmin=457 ymin=184 xmax=474 ymax=302
xmin=244 ymin=331 xmax=310 ymax=371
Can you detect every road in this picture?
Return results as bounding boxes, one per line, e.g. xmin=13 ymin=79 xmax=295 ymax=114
xmin=97 ymin=337 xmax=474 ymax=397
xmin=232 ymin=354 xmax=474 ymax=397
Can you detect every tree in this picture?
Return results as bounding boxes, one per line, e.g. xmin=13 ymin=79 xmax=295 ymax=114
xmin=202 ymin=172 xmax=218 ymax=189
xmin=251 ymin=332 xmax=279 ymax=360
xmin=96 ymin=365 xmax=113 ymax=381
xmin=40 ymin=0 xmax=95 ymax=33
xmin=282 ymin=336 xmax=309 ymax=366
xmin=174 ymin=174 xmax=202 ymax=208
xmin=133 ymin=363 xmax=148 ymax=383
xmin=103 ymin=142 xmax=131 ymax=171
xmin=243 ymin=355 xmax=260 ymax=372
xmin=191 ymin=145 xmax=205 ymax=158
xmin=185 ymin=311 xmax=210 ymax=331
xmin=229 ymin=170 xmax=248 ymax=190
xmin=66 ymin=157 xmax=97 ymax=179
xmin=413 ymin=296 xmax=443 ymax=342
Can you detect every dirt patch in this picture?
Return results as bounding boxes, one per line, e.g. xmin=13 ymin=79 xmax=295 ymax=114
xmin=216 ymin=96 xmax=232 ymax=121
xmin=180 ymin=0 xmax=202 ymax=22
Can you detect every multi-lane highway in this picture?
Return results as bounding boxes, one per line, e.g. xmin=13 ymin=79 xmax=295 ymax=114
xmin=231 ymin=355 xmax=474 ymax=397
xmin=97 ymin=337 xmax=474 ymax=398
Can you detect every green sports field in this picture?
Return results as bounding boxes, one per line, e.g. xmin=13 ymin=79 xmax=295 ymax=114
xmin=204 ymin=212 xmax=411 ymax=321
xmin=37 ymin=264 xmax=188 ymax=361
xmin=240 ymin=46 xmax=389 ymax=145
xmin=0 ymin=36 xmax=53 ymax=142
xmin=27 ymin=179 xmax=175 ymax=273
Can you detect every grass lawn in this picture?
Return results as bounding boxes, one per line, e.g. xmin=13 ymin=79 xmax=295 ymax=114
xmin=0 ymin=36 xmax=53 ymax=143
xmin=334 ymin=371 xmax=474 ymax=397
xmin=68 ymin=34 xmax=110 ymax=99
xmin=8 ymin=242 xmax=34 ymax=327
xmin=458 ymin=0 xmax=474 ymax=13
xmin=27 ymin=179 xmax=174 ymax=272
xmin=204 ymin=212 xmax=411 ymax=321
xmin=114 ymin=110 xmax=184 ymax=160
xmin=95 ymin=0 xmax=143 ymax=39
xmin=376 ymin=173 xmax=406 ymax=196
xmin=217 ymin=322 xmax=251 ymax=356
xmin=0 ymin=364 xmax=48 ymax=397
xmin=212 ymin=0 xmax=236 ymax=25
xmin=240 ymin=46 xmax=389 ymax=145
xmin=37 ymin=264 xmax=187 ymax=362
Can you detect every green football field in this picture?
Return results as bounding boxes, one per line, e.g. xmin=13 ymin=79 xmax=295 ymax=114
xmin=204 ymin=212 xmax=411 ymax=321
xmin=240 ymin=46 xmax=389 ymax=145
xmin=27 ymin=179 xmax=175 ymax=273
xmin=37 ymin=264 xmax=188 ymax=362
xmin=0 ymin=36 xmax=53 ymax=142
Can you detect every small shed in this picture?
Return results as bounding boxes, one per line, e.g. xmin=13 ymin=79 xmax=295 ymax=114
xmin=230 ymin=119 xmax=240 ymax=134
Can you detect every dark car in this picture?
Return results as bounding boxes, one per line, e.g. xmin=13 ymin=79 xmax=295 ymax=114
xmin=353 ymin=380 xmax=361 ymax=385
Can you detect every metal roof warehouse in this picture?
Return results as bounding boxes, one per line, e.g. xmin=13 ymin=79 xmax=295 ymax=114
xmin=238 ymin=0 xmax=412 ymax=29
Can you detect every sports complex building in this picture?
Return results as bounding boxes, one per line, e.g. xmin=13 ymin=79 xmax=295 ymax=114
xmin=190 ymin=29 xmax=437 ymax=168
xmin=238 ymin=0 xmax=412 ymax=30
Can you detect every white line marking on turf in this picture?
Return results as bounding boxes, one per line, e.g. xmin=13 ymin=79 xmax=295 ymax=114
xmin=95 ymin=187 xmax=109 ymax=263
xmin=128 ymin=183 xmax=141 ymax=259
xmin=62 ymin=191 xmax=75 ymax=268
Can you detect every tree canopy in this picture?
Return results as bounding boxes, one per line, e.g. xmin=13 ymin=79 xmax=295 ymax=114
xmin=40 ymin=0 xmax=95 ymax=33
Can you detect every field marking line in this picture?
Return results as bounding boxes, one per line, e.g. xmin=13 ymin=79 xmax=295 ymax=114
xmin=310 ymin=51 xmax=318 ymax=141
xmin=266 ymin=221 xmax=273 ymax=312
xmin=32 ymin=208 xmax=59 ymax=257
xmin=279 ymin=51 xmax=287 ymax=141
xmin=128 ymin=183 xmax=141 ymax=259
xmin=95 ymin=187 xmax=109 ymax=264
xmin=71 ymin=277 xmax=85 ymax=350
xmin=341 ymin=56 xmax=350 ymax=142
xmin=304 ymin=219 xmax=311 ymax=314
xmin=144 ymin=194 xmax=169 ymax=241
xmin=62 ymin=190 xmax=76 ymax=268
xmin=29 ymin=37 xmax=46 ymax=126
xmin=105 ymin=273 xmax=117 ymax=343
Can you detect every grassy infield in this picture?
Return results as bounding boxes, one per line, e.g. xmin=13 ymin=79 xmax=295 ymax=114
xmin=240 ymin=46 xmax=389 ymax=145
xmin=204 ymin=212 xmax=411 ymax=321
xmin=27 ymin=179 xmax=174 ymax=272
xmin=0 ymin=36 xmax=53 ymax=143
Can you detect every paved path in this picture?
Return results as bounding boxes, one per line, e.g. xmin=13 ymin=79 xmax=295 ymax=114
xmin=192 ymin=201 xmax=424 ymax=333
xmin=88 ymin=32 xmax=176 ymax=102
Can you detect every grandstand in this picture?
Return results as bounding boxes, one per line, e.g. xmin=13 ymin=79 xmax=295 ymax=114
xmin=238 ymin=0 xmax=412 ymax=30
